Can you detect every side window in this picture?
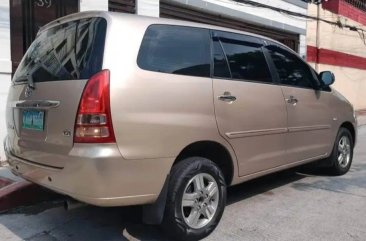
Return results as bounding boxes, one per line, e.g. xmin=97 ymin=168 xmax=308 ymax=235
xmin=137 ymin=25 xmax=211 ymax=78
xmin=266 ymin=44 xmax=315 ymax=89
xmin=217 ymin=32 xmax=272 ymax=83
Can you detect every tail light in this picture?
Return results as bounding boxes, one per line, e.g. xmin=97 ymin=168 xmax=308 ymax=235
xmin=74 ymin=69 xmax=116 ymax=143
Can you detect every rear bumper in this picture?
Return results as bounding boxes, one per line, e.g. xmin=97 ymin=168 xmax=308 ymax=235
xmin=4 ymin=139 xmax=173 ymax=207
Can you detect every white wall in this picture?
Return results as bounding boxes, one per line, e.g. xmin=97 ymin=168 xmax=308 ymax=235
xmin=80 ymin=0 xmax=108 ymax=11
xmin=0 ymin=76 xmax=10 ymax=160
xmin=0 ymin=0 xmax=11 ymax=161
xmin=307 ymin=4 xmax=366 ymax=110
xmin=137 ymin=0 xmax=159 ymax=17
xmin=299 ymin=34 xmax=307 ymax=59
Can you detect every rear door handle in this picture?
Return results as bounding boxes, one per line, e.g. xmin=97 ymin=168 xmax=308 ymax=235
xmin=285 ymin=96 xmax=298 ymax=105
xmin=218 ymin=92 xmax=237 ymax=102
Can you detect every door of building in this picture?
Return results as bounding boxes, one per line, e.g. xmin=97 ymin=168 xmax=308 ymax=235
xmin=108 ymin=0 xmax=136 ymax=13
xmin=10 ymin=0 xmax=79 ymax=74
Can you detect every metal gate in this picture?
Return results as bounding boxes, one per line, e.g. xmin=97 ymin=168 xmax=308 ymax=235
xmin=108 ymin=0 xmax=136 ymax=13
xmin=160 ymin=1 xmax=299 ymax=51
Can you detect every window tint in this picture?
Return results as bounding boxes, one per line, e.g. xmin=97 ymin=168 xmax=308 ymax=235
xmin=218 ymin=33 xmax=272 ymax=83
xmin=14 ymin=18 xmax=107 ymax=83
xmin=137 ymin=25 xmax=211 ymax=78
xmin=266 ymin=44 xmax=315 ymax=88
xmin=213 ymin=38 xmax=231 ymax=78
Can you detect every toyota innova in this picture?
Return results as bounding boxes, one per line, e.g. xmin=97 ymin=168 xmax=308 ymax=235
xmin=4 ymin=11 xmax=357 ymax=240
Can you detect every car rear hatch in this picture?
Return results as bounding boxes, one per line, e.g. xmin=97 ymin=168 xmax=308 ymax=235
xmin=5 ymin=16 xmax=107 ymax=168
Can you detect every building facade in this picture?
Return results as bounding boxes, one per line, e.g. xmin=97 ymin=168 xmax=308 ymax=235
xmin=307 ymin=0 xmax=366 ymax=112
xmin=0 ymin=1 xmax=11 ymax=161
xmin=0 ymin=0 xmax=307 ymax=160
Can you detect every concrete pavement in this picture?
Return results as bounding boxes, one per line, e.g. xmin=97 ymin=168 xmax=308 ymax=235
xmin=0 ymin=127 xmax=365 ymax=240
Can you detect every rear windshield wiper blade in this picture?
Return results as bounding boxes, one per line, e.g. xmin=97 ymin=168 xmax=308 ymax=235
xmin=13 ymin=75 xmax=35 ymax=89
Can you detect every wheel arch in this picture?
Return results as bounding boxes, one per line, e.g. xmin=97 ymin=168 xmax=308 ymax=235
xmin=173 ymin=141 xmax=234 ymax=185
xmin=340 ymin=121 xmax=356 ymax=145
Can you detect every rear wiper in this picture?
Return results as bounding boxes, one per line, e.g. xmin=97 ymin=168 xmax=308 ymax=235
xmin=13 ymin=74 xmax=35 ymax=89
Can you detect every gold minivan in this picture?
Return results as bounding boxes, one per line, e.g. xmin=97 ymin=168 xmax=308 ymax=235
xmin=4 ymin=11 xmax=357 ymax=240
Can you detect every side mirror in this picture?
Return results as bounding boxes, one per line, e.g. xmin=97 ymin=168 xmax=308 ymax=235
xmin=319 ymin=71 xmax=335 ymax=86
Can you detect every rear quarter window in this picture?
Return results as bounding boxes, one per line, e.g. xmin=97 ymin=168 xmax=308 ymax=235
xmin=13 ymin=17 xmax=107 ymax=83
xmin=137 ymin=25 xmax=211 ymax=78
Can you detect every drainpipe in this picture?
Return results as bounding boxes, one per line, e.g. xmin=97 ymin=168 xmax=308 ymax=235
xmin=315 ymin=3 xmax=321 ymax=72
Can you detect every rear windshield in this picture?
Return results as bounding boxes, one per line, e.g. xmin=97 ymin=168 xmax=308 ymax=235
xmin=13 ymin=17 xmax=107 ymax=83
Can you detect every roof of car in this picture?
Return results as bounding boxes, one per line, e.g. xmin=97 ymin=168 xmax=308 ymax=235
xmin=40 ymin=11 xmax=291 ymax=52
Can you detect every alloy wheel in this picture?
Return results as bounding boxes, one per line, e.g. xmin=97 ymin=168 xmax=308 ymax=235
xmin=181 ymin=173 xmax=220 ymax=229
xmin=337 ymin=136 xmax=351 ymax=168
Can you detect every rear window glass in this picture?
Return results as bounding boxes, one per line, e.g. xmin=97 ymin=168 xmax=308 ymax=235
xmin=13 ymin=17 xmax=107 ymax=83
xmin=137 ymin=25 xmax=211 ymax=78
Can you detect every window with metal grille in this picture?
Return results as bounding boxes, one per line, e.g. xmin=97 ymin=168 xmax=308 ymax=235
xmin=160 ymin=1 xmax=299 ymax=52
xmin=108 ymin=0 xmax=136 ymax=13
xmin=345 ymin=0 xmax=366 ymax=12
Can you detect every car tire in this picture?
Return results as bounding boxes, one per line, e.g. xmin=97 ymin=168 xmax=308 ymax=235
xmin=162 ymin=157 xmax=227 ymax=241
xmin=326 ymin=127 xmax=354 ymax=176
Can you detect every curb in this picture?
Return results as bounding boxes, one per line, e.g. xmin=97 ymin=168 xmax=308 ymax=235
xmin=0 ymin=176 xmax=13 ymax=189
xmin=0 ymin=179 xmax=61 ymax=213
xmin=0 ymin=166 xmax=62 ymax=213
xmin=357 ymin=115 xmax=366 ymax=127
xmin=356 ymin=109 xmax=366 ymax=115
xmin=356 ymin=109 xmax=366 ymax=127
xmin=0 ymin=180 xmax=33 ymax=212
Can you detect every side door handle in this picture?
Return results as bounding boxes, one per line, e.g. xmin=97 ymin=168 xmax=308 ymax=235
xmin=218 ymin=92 xmax=237 ymax=102
xmin=285 ymin=96 xmax=298 ymax=105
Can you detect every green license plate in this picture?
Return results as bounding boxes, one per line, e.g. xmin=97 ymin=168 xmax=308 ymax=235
xmin=22 ymin=110 xmax=45 ymax=131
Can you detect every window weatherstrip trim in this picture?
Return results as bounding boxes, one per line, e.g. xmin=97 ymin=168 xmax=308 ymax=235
xmin=217 ymin=38 xmax=233 ymax=79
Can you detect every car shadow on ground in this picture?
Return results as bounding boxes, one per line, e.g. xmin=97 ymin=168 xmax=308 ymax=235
xmin=0 ymin=168 xmax=313 ymax=241
xmin=291 ymin=162 xmax=366 ymax=198
xmin=226 ymin=169 xmax=306 ymax=206
xmin=121 ymin=169 xmax=309 ymax=240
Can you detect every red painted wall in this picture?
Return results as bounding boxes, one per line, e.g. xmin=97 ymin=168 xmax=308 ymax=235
xmin=323 ymin=0 xmax=366 ymax=25
xmin=307 ymin=45 xmax=366 ymax=70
